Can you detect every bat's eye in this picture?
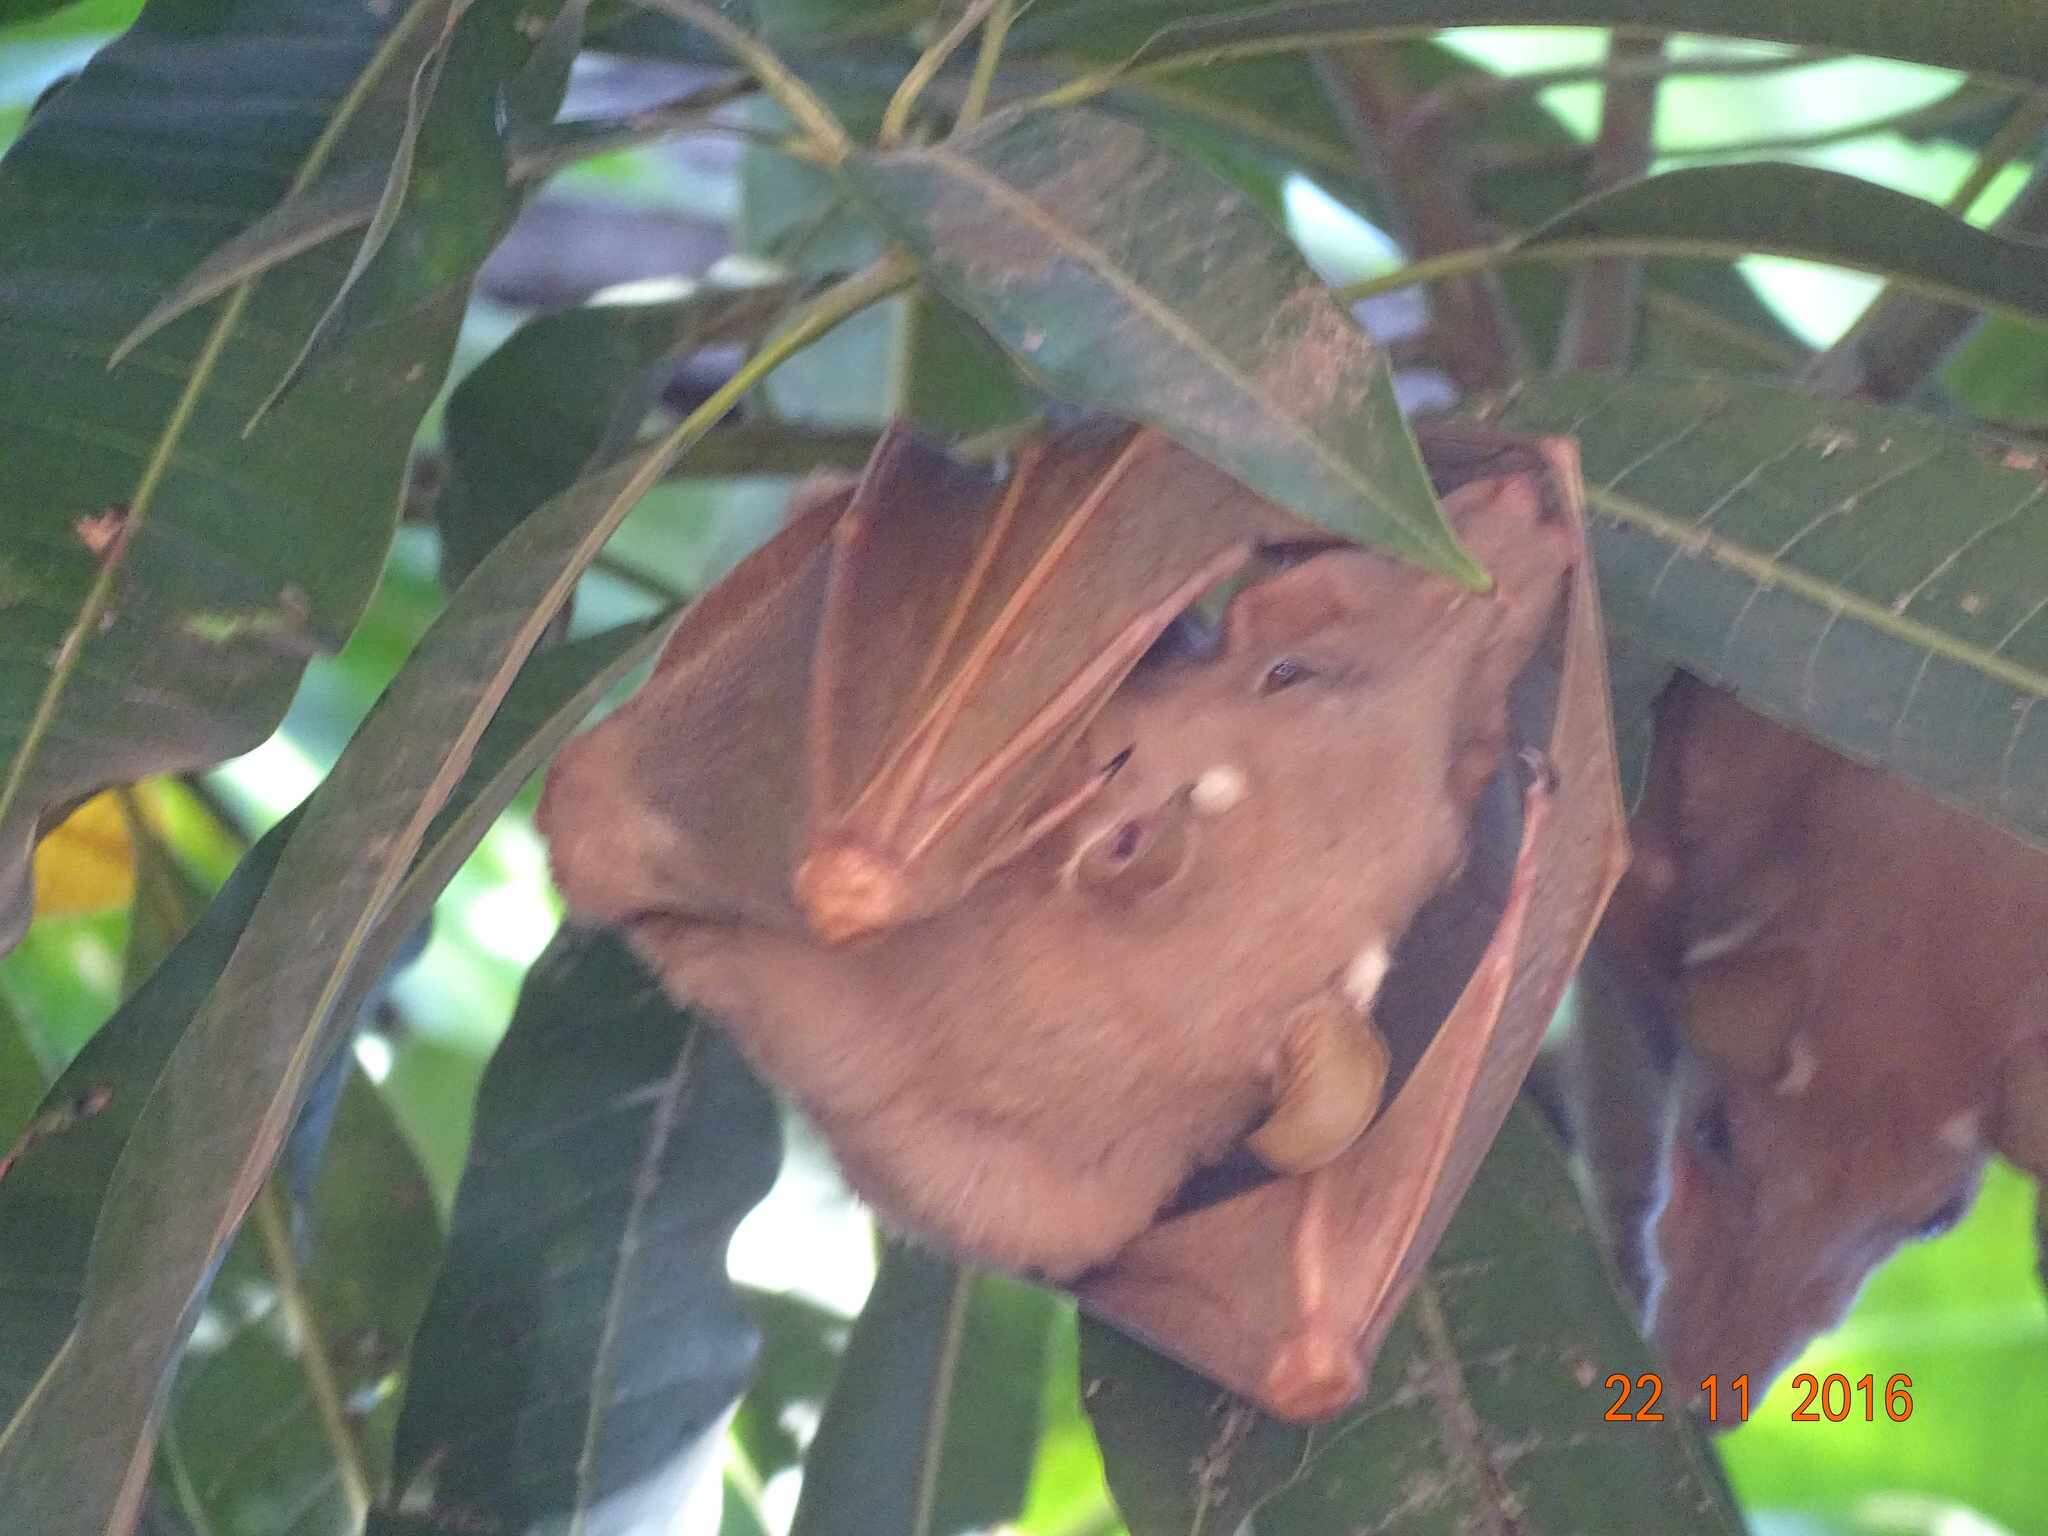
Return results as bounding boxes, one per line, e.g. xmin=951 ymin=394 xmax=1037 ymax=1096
xmin=1259 ymin=657 xmax=1316 ymax=694
xmin=1910 ymin=1192 xmax=1969 ymax=1241
xmin=1690 ymin=1094 xmax=1736 ymax=1166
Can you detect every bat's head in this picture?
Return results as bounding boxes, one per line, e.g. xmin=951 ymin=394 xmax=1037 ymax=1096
xmin=1617 ymin=680 xmax=2047 ymax=1407
xmin=1069 ymin=468 xmax=1571 ymax=928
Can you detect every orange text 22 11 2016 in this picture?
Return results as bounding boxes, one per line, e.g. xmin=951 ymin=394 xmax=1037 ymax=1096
xmin=1601 ymin=1371 xmax=1915 ymax=1424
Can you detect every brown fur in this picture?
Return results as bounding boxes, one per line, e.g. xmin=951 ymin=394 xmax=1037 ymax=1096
xmin=538 ymin=430 xmax=1571 ymax=1286
xmin=1584 ymin=676 xmax=2048 ymax=1403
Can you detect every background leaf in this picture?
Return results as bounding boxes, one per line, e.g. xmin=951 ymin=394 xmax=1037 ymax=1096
xmin=1016 ymin=0 xmax=2048 ymax=92
xmin=1511 ymin=164 xmax=2048 ymax=331
xmin=377 ymin=925 xmax=780 ymax=1534
xmin=791 ymin=1245 xmax=1055 ymax=1536
xmin=160 ymin=1067 xmax=441 ymax=1536
xmin=436 ymin=276 xmax=803 ymax=591
xmin=0 ymin=606 xmax=662 ymax=1533
xmin=0 ymin=0 xmax=481 ymax=946
xmin=1493 ymin=372 xmax=2048 ymax=846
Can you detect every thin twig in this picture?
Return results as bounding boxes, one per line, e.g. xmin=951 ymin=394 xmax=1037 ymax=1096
xmin=958 ymin=0 xmax=1017 ymax=133
xmin=1314 ymin=45 xmax=1526 ymax=391
xmin=881 ymin=0 xmax=1006 ymax=147
xmin=508 ymin=72 xmax=758 ymax=183
xmin=251 ymin=1180 xmax=372 ymax=1524
xmin=1555 ymin=32 xmax=1664 ymax=371
xmin=632 ymin=0 xmax=851 ymax=161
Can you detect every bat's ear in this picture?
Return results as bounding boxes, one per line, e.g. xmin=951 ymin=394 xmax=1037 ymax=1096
xmin=1215 ymin=548 xmax=1433 ymax=663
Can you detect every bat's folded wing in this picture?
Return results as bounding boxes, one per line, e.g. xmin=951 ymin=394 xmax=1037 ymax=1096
xmin=538 ymin=488 xmax=849 ymax=931
xmin=792 ymin=418 xmax=1334 ymax=940
xmin=1073 ymin=434 xmax=1628 ymax=1421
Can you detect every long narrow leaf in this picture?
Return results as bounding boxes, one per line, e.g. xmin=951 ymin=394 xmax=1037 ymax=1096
xmin=1495 ymin=372 xmax=2048 ymax=846
xmin=0 ymin=0 xmax=551 ymax=949
xmin=0 ymin=244 xmax=901 ymax=1535
xmin=844 ymin=105 xmax=1478 ymax=580
xmin=376 ymin=927 xmax=780 ymax=1533
xmin=0 ymin=617 xmax=663 ymax=1533
xmin=1017 ymin=1 xmax=2048 ymax=97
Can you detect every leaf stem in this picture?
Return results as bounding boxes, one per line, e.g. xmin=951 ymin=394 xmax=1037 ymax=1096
xmin=633 ymin=0 xmax=851 ymax=162
xmin=881 ymin=0 xmax=1006 ymax=147
xmin=250 ymin=1179 xmax=371 ymax=1525
xmin=507 ymin=72 xmax=757 ymax=183
xmin=957 ymin=0 xmax=1016 ymax=133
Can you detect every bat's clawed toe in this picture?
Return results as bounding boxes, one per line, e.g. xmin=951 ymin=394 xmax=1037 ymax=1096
xmin=1247 ymin=990 xmax=1390 ymax=1173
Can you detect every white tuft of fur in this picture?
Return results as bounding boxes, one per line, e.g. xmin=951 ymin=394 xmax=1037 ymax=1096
xmin=1771 ymin=1034 xmax=1819 ymax=1096
xmin=1342 ymin=940 xmax=1391 ymax=1015
xmin=1191 ymin=764 xmax=1248 ymax=816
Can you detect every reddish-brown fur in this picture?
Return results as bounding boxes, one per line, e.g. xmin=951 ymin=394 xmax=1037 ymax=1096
xmin=539 ymin=438 xmax=1571 ymax=1285
xmin=1591 ymin=678 xmax=2048 ymax=1401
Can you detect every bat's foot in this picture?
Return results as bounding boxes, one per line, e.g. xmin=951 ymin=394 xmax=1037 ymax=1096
xmin=1247 ymin=990 xmax=1390 ymax=1174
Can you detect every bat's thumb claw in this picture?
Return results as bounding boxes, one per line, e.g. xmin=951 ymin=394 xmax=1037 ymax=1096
xmin=1517 ymin=746 xmax=1560 ymax=795
xmin=1263 ymin=1330 xmax=1363 ymax=1422
xmin=795 ymin=842 xmax=910 ymax=943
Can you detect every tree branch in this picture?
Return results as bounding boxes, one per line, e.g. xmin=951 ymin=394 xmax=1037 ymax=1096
xmin=1555 ymin=32 xmax=1664 ymax=371
xmin=1313 ymin=46 xmax=1527 ymax=392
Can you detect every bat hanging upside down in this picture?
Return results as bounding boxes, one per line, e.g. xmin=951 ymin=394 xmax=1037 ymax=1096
xmin=539 ymin=415 xmax=1615 ymax=1419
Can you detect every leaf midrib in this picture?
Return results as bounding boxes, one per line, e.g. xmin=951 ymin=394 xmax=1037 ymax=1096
xmin=888 ymin=131 xmax=1441 ymax=562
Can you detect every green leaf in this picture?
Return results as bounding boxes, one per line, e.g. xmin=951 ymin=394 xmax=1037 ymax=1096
xmin=0 ymin=240 xmax=904 ymax=1532
xmin=791 ymin=1245 xmax=1055 ymax=1536
xmin=843 ymin=106 xmax=1478 ymax=580
xmin=1943 ymin=315 xmax=2048 ymax=429
xmin=0 ymin=991 xmax=47 ymax=1146
xmin=0 ymin=615 xmax=665 ymax=1533
xmin=1083 ymin=1102 xmax=1742 ymax=1536
xmin=376 ymin=926 xmax=779 ymax=1532
xmin=1493 ymin=372 xmax=2048 ymax=846
xmin=1512 ymin=165 xmax=2048 ymax=334
xmin=1016 ymin=1 xmax=2048 ymax=94
xmin=0 ymin=0 xmax=547 ymax=949
xmin=729 ymin=1288 xmax=850 ymax=1483
xmin=896 ymin=284 xmax=1047 ymax=438
xmin=265 ymin=0 xmax=592 ymax=428
xmin=437 ymin=276 xmax=805 ymax=591
xmin=161 ymin=1068 xmax=441 ymax=1534
xmin=1384 ymin=41 xmax=1808 ymax=371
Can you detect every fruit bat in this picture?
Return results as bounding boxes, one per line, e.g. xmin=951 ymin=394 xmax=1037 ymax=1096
xmin=538 ymin=415 xmax=1624 ymax=1420
xmin=1575 ymin=674 xmax=2048 ymax=1412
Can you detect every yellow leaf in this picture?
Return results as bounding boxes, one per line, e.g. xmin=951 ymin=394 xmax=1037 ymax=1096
xmin=31 ymin=793 xmax=136 ymax=917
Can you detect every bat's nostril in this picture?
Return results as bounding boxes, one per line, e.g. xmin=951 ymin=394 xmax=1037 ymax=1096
xmin=1110 ymin=822 xmax=1143 ymax=861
